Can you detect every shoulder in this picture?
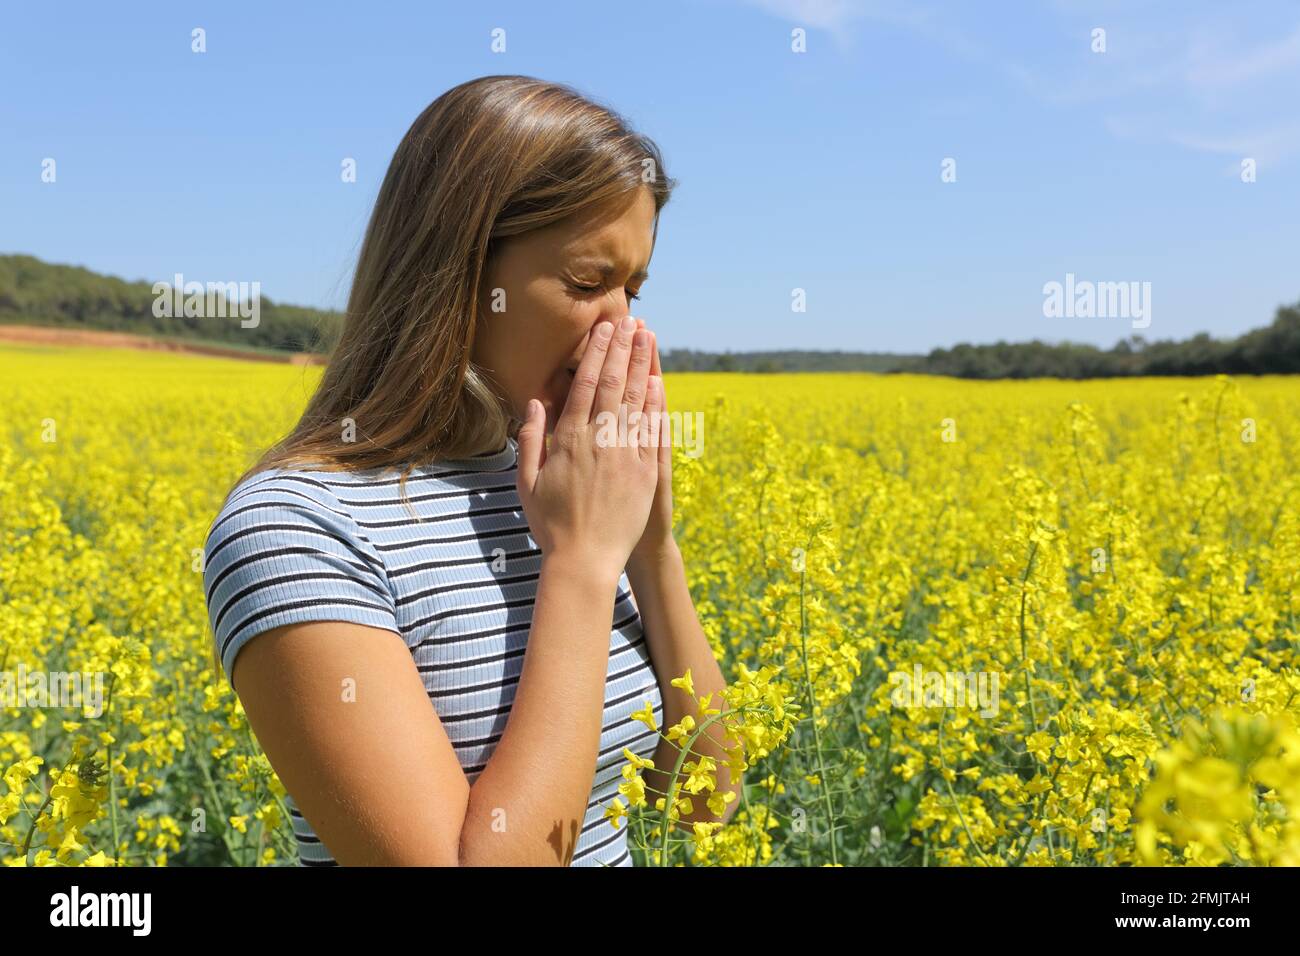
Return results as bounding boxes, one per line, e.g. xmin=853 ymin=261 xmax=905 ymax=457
xmin=203 ymin=467 xmax=400 ymax=690
xmin=205 ymin=467 xmax=380 ymax=562
xmin=209 ymin=465 xmax=343 ymax=529
xmin=204 ymin=465 xmax=389 ymax=576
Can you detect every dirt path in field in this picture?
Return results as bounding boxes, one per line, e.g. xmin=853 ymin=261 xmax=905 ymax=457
xmin=0 ymin=324 xmax=326 ymax=365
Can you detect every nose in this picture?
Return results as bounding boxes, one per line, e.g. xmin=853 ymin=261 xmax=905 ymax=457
xmin=579 ymin=315 xmax=645 ymax=362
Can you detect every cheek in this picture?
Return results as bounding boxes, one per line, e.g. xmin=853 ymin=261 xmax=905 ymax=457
xmin=563 ymin=298 xmax=607 ymax=340
xmin=536 ymin=297 xmax=598 ymax=359
xmin=502 ymin=283 xmax=600 ymax=382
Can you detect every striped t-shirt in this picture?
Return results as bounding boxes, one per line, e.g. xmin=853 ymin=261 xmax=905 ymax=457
xmin=202 ymin=435 xmax=665 ymax=867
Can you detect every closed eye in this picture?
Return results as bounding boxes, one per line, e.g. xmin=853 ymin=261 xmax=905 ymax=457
xmin=569 ymin=281 xmax=641 ymax=302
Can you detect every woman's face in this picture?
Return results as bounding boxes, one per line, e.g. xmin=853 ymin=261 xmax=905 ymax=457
xmin=472 ymin=187 xmax=657 ymax=433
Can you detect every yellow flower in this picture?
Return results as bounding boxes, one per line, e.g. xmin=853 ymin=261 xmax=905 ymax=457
xmin=622 ymin=747 xmax=655 ymax=771
xmin=665 ymin=715 xmax=696 ymax=745
xmin=683 ymin=757 xmax=717 ymax=794
xmin=619 ymin=771 xmax=647 ymax=808
xmin=1025 ymin=731 xmax=1055 ymax=764
xmin=707 ymin=790 xmax=736 ymax=817
xmin=603 ymin=798 xmax=628 ymax=830
xmin=630 ymin=702 xmax=658 ymax=732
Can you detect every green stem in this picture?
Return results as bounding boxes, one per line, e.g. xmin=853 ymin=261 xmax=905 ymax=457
xmin=1018 ymin=541 xmax=1041 ymax=735
xmin=936 ymin=708 xmax=991 ymax=865
xmin=796 ymin=560 xmax=838 ymax=865
xmin=656 ymin=704 xmax=763 ymax=867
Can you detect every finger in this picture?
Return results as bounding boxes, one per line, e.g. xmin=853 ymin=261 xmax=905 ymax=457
xmin=623 ymin=328 xmax=653 ymax=418
xmin=559 ymin=319 xmax=613 ymax=429
xmin=633 ymin=319 xmax=661 ymax=378
xmin=516 ymin=399 xmax=545 ymax=493
xmin=658 ymin=385 xmax=672 ymax=466
xmin=594 ymin=315 xmax=638 ymax=420
xmin=648 ymin=329 xmax=661 ymax=378
xmin=641 ymin=373 xmax=663 ymax=456
xmin=655 ymin=375 xmax=673 ymax=464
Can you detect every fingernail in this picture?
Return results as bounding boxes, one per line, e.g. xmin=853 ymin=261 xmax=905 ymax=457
xmin=595 ymin=321 xmax=614 ymax=340
xmin=620 ymin=315 xmax=636 ymax=332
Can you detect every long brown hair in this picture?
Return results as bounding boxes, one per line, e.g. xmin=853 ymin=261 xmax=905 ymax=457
xmin=227 ymin=75 xmax=675 ymax=502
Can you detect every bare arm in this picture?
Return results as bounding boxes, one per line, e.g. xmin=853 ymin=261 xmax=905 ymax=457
xmin=621 ymin=325 xmax=742 ymax=831
xmin=230 ymin=620 xmax=470 ymax=866
xmin=458 ymin=552 xmax=619 ymax=865
xmin=628 ymin=541 xmax=743 ymax=831
xmin=231 ymin=552 xmax=619 ymax=866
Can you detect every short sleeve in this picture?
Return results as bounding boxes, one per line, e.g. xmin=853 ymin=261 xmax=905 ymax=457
xmin=203 ymin=471 xmax=401 ymax=691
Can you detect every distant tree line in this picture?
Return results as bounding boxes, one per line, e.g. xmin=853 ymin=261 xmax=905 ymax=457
xmin=658 ymin=348 xmax=919 ymax=373
xmin=0 ymin=254 xmax=340 ymax=353
xmin=660 ymin=303 xmax=1300 ymax=377
xmin=914 ymin=302 xmax=1300 ymax=378
xmin=3 ymin=254 xmax=1297 ymax=377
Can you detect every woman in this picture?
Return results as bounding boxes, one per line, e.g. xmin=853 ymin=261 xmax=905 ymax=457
xmin=202 ymin=75 xmax=738 ymax=866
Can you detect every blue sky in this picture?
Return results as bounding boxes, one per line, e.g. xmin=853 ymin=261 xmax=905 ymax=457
xmin=2 ymin=0 xmax=1297 ymax=353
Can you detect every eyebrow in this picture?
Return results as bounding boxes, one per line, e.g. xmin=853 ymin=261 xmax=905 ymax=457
xmin=571 ymin=257 xmax=650 ymax=283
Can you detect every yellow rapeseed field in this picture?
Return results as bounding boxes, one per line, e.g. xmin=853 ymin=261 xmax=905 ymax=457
xmin=2 ymin=345 xmax=1298 ymax=866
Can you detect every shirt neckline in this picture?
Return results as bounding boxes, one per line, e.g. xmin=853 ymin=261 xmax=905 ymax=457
xmin=424 ymin=435 xmax=518 ymax=473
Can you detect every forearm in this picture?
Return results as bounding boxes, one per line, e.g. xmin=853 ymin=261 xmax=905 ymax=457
xmin=628 ymin=541 xmax=743 ymax=829
xmin=458 ymin=552 xmax=618 ymax=865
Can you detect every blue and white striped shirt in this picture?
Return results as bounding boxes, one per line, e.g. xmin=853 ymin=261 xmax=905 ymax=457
xmin=202 ymin=436 xmax=664 ymax=867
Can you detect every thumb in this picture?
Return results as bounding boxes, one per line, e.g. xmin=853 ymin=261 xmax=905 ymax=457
xmin=516 ymin=399 xmax=546 ymax=493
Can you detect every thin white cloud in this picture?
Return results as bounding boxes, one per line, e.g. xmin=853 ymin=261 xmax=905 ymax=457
xmin=1184 ymin=24 xmax=1300 ymax=91
xmin=729 ymin=0 xmax=1300 ymax=163
xmin=1166 ymin=124 xmax=1300 ymax=169
xmin=1105 ymin=115 xmax=1300 ymax=168
xmin=728 ymin=0 xmax=943 ymax=52
xmin=734 ymin=0 xmax=873 ymax=31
